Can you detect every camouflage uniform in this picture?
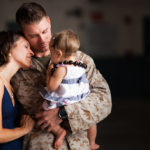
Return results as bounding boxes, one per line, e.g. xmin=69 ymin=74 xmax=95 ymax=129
xmin=11 ymin=51 xmax=112 ymax=150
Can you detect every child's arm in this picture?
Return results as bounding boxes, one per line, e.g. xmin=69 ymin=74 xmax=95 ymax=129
xmin=46 ymin=66 xmax=66 ymax=92
xmin=46 ymin=64 xmax=54 ymax=86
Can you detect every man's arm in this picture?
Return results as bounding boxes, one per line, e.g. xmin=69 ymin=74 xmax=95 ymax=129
xmin=65 ymin=51 xmax=112 ymax=133
xmin=36 ymin=51 xmax=112 ymax=133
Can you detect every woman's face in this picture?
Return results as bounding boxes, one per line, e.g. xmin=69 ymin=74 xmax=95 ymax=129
xmin=10 ymin=36 xmax=34 ymax=68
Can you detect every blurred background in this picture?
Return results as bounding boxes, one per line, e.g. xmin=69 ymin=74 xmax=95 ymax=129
xmin=0 ymin=0 xmax=149 ymax=149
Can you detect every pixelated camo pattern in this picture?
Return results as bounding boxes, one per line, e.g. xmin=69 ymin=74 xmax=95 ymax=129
xmin=11 ymin=51 xmax=112 ymax=150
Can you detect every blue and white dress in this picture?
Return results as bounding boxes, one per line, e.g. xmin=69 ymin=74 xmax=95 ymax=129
xmin=40 ymin=64 xmax=90 ymax=110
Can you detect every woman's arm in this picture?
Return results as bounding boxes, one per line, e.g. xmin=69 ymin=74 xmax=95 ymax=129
xmin=46 ymin=65 xmax=66 ymax=91
xmin=0 ymin=117 xmax=33 ymax=143
xmin=0 ymin=79 xmax=34 ymax=143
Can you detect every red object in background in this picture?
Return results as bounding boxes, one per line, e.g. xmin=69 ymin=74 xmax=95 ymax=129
xmin=90 ymin=11 xmax=104 ymax=24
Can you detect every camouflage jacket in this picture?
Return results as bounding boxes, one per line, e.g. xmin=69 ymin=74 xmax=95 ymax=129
xmin=11 ymin=51 xmax=112 ymax=150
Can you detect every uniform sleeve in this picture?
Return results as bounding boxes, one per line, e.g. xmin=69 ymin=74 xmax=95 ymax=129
xmin=65 ymin=51 xmax=112 ymax=133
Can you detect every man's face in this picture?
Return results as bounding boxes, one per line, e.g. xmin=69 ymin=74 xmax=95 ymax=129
xmin=23 ymin=16 xmax=51 ymax=53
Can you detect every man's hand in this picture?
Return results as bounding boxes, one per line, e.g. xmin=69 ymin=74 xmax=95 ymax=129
xmin=35 ymin=106 xmax=62 ymax=132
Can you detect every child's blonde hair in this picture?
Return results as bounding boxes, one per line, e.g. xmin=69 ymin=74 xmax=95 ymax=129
xmin=50 ymin=29 xmax=80 ymax=57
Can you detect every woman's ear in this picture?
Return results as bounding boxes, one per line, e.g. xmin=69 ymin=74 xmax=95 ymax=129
xmin=8 ymin=53 xmax=11 ymax=57
xmin=7 ymin=52 xmax=13 ymax=63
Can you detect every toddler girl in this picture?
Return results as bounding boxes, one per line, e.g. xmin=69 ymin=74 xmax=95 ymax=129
xmin=40 ymin=29 xmax=99 ymax=150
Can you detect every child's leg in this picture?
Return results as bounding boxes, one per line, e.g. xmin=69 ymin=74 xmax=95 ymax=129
xmin=51 ymin=125 xmax=66 ymax=150
xmin=87 ymin=125 xmax=100 ymax=150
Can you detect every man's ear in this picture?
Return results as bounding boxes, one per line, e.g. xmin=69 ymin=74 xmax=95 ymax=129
xmin=46 ymin=16 xmax=51 ymax=24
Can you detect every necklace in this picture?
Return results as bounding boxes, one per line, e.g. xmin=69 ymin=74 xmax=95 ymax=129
xmin=0 ymin=76 xmax=15 ymax=107
xmin=51 ymin=60 xmax=87 ymax=75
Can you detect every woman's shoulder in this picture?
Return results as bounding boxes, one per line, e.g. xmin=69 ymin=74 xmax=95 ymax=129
xmin=0 ymin=77 xmax=4 ymax=87
xmin=0 ymin=77 xmax=4 ymax=103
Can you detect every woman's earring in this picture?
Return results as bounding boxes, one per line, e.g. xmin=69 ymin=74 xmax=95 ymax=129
xmin=9 ymin=54 xmax=11 ymax=57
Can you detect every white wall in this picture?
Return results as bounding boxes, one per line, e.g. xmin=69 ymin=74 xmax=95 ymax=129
xmin=0 ymin=0 xmax=150 ymax=58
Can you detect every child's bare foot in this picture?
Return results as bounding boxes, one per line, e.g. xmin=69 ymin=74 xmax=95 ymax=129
xmin=54 ymin=128 xmax=66 ymax=150
xmin=90 ymin=143 xmax=100 ymax=150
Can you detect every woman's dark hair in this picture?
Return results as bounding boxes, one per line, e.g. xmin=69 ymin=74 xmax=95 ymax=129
xmin=0 ymin=31 xmax=23 ymax=66
xmin=16 ymin=2 xmax=47 ymax=28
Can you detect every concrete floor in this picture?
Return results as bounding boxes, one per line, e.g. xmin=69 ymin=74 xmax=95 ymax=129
xmin=96 ymin=98 xmax=150 ymax=150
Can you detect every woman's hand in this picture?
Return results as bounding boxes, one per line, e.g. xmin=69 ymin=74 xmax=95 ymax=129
xmin=20 ymin=115 xmax=35 ymax=134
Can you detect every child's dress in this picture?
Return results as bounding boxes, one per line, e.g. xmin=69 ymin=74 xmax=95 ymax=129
xmin=40 ymin=64 xmax=90 ymax=110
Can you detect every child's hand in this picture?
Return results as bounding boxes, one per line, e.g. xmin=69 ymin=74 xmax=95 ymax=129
xmin=48 ymin=63 xmax=54 ymax=71
xmin=46 ymin=63 xmax=54 ymax=86
xmin=47 ymin=63 xmax=54 ymax=75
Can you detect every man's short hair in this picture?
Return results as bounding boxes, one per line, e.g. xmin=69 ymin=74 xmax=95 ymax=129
xmin=16 ymin=2 xmax=47 ymax=28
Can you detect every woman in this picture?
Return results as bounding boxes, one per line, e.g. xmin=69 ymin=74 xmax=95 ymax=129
xmin=0 ymin=31 xmax=34 ymax=150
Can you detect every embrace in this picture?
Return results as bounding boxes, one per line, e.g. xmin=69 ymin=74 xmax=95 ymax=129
xmin=0 ymin=2 xmax=112 ymax=150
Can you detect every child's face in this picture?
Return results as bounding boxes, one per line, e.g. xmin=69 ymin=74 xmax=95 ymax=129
xmin=50 ymin=47 xmax=61 ymax=64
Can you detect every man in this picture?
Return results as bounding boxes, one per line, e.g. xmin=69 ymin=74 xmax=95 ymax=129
xmin=11 ymin=2 xmax=112 ymax=150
